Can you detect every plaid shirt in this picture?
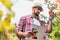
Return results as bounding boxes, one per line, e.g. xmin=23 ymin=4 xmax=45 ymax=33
xmin=17 ymin=15 xmax=48 ymax=40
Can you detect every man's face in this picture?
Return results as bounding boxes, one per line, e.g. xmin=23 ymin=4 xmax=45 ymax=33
xmin=32 ymin=7 xmax=41 ymax=16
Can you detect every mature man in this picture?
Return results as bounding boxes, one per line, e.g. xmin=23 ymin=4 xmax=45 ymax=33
xmin=16 ymin=3 xmax=54 ymax=40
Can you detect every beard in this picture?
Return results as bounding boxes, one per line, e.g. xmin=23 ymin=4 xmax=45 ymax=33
xmin=34 ymin=12 xmax=40 ymax=16
xmin=34 ymin=13 xmax=40 ymax=20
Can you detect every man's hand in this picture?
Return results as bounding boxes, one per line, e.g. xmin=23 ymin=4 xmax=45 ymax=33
xmin=24 ymin=31 xmax=38 ymax=38
xmin=16 ymin=31 xmax=31 ymax=38
xmin=49 ymin=11 xmax=55 ymax=20
xmin=23 ymin=32 xmax=31 ymax=38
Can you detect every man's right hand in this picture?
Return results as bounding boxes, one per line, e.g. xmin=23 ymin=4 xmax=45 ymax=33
xmin=16 ymin=31 xmax=37 ymax=38
xmin=24 ymin=32 xmax=32 ymax=38
xmin=16 ymin=31 xmax=32 ymax=38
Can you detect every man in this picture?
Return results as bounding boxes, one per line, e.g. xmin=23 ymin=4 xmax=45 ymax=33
xmin=16 ymin=3 xmax=54 ymax=40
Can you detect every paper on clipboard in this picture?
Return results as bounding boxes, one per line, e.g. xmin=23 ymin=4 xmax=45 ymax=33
xmin=32 ymin=24 xmax=46 ymax=40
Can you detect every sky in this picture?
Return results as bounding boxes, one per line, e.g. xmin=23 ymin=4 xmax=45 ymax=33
xmin=0 ymin=0 xmax=51 ymax=24
xmin=11 ymin=0 xmax=49 ymax=24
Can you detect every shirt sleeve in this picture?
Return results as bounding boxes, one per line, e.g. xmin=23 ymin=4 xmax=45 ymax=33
xmin=16 ymin=17 xmax=24 ymax=32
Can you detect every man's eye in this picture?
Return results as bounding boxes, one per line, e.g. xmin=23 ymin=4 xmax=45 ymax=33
xmin=38 ymin=9 xmax=40 ymax=10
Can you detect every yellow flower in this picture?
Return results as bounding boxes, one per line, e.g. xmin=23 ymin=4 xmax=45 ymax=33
xmin=7 ymin=12 xmax=15 ymax=19
xmin=1 ymin=0 xmax=13 ymax=10
xmin=57 ymin=10 xmax=60 ymax=14
xmin=0 ymin=21 xmax=4 ymax=32
xmin=52 ymin=3 xmax=58 ymax=8
xmin=0 ymin=10 xmax=3 ymax=17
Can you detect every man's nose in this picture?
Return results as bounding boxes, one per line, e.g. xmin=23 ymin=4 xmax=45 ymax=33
xmin=38 ymin=10 xmax=40 ymax=12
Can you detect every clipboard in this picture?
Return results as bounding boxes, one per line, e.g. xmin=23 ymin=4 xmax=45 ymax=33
xmin=29 ymin=24 xmax=46 ymax=40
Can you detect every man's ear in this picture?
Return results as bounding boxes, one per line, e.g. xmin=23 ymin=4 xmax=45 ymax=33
xmin=32 ymin=7 xmax=35 ymax=13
